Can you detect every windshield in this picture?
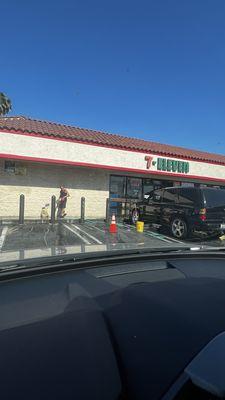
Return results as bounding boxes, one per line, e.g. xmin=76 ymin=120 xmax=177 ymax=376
xmin=1 ymin=1 xmax=225 ymax=264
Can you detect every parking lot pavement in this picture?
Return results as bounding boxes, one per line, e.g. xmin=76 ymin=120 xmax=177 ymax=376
xmin=82 ymin=220 xmax=185 ymax=246
xmin=185 ymin=236 xmax=222 ymax=247
xmin=68 ymin=220 xmax=225 ymax=248
xmin=0 ymin=220 xmax=224 ymax=254
xmin=0 ymin=226 xmax=9 ymax=251
xmin=0 ymin=220 xmax=183 ymax=253
xmin=1 ymin=224 xmax=58 ymax=252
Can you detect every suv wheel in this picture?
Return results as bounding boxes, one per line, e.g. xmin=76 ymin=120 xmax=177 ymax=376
xmin=131 ymin=209 xmax=139 ymax=225
xmin=170 ymin=217 xmax=188 ymax=240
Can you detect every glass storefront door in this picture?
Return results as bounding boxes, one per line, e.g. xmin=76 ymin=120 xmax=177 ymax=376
xmin=109 ymin=175 xmax=174 ymax=219
xmin=126 ymin=177 xmax=142 ymax=200
xmin=109 ymin=176 xmax=126 ymax=218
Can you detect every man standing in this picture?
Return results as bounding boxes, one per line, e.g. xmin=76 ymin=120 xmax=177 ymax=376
xmin=57 ymin=186 xmax=70 ymax=218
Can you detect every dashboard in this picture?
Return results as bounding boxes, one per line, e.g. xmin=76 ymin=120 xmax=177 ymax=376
xmin=0 ymin=255 xmax=225 ymax=399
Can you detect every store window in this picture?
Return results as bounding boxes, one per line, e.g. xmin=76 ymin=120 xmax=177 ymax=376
xmin=153 ymin=179 xmax=173 ymax=189
xmin=110 ymin=176 xmax=126 ymax=198
xmin=152 ymin=180 xmax=164 ymax=190
xmin=173 ymin=181 xmax=181 ymax=187
xmin=181 ymin=182 xmax=195 ymax=187
xmin=143 ymin=178 xmax=154 ymax=199
xmin=4 ymin=161 xmax=27 ymax=176
xmin=109 ymin=175 xmax=126 ymax=218
xmin=4 ymin=160 xmax=16 ymax=173
xmin=110 ymin=175 xmax=176 ymax=202
xmin=126 ymin=177 xmax=142 ymax=199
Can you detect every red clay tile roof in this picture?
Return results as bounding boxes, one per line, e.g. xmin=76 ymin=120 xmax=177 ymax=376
xmin=0 ymin=115 xmax=224 ymax=165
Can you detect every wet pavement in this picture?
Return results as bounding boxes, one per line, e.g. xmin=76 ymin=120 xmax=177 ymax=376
xmin=0 ymin=220 xmax=224 ymax=254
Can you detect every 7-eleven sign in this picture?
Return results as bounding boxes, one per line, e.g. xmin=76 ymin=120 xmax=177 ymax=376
xmin=145 ymin=156 xmax=156 ymax=169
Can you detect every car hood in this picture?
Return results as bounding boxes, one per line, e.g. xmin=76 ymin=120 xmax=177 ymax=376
xmin=0 ymin=242 xmax=220 ymax=264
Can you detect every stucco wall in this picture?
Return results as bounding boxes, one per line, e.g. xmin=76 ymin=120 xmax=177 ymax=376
xmin=1 ymin=130 xmax=225 ymax=182
xmin=0 ymin=160 xmax=110 ymax=218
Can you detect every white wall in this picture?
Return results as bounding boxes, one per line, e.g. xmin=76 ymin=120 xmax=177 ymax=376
xmin=0 ymin=161 xmax=110 ymax=218
xmin=1 ymin=130 xmax=225 ymax=182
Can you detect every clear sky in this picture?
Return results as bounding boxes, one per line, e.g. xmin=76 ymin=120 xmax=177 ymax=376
xmin=1 ymin=0 xmax=225 ymax=154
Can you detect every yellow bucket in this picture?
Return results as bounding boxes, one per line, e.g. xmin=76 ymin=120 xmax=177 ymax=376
xmin=136 ymin=221 xmax=144 ymax=233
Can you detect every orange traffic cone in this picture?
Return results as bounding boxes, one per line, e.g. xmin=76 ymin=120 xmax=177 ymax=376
xmin=109 ymin=214 xmax=117 ymax=233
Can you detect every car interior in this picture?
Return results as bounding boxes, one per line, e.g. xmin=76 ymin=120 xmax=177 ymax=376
xmin=1 ymin=256 xmax=225 ymax=399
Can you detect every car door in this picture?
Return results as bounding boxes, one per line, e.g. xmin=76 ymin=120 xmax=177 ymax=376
xmin=177 ymin=187 xmax=200 ymax=219
xmin=160 ymin=188 xmax=179 ymax=225
xmin=144 ymin=189 xmax=163 ymax=224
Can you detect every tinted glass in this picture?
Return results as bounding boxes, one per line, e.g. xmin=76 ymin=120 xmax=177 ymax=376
xmin=152 ymin=180 xmax=174 ymax=190
xmin=163 ymin=188 xmax=178 ymax=203
xmin=4 ymin=160 xmax=15 ymax=173
xmin=127 ymin=177 xmax=142 ymax=199
xmin=178 ymin=188 xmax=201 ymax=206
xmin=143 ymin=178 xmax=154 ymax=197
xmin=203 ymin=189 xmax=225 ymax=208
xmin=110 ymin=175 xmax=126 ymax=198
xmin=151 ymin=189 xmax=163 ymax=202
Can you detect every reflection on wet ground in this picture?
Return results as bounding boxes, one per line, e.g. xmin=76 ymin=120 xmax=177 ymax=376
xmin=0 ymin=220 xmax=224 ymax=254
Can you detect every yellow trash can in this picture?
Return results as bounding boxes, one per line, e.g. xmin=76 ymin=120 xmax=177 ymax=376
xmin=136 ymin=221 xmax=144 ymax=233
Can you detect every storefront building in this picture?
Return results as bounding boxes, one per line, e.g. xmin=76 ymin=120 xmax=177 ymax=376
xmin=1 ymin=116 xmax=225 ymax=219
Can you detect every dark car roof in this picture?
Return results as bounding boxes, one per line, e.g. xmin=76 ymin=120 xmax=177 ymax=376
xmin=164 ymin=187 xmax=222 ymax=191
xmin=104 ymin=272 xmax=225 ymax=400
xmin=164 ymin=186 xmax=197 ymax=190
xmin=162 ymin=186 xmax=224 ymax=194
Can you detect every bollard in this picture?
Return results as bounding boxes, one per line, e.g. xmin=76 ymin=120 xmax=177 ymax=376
xmin=105 ymin=198 xmax=110 ymax=223
xmin=80 ymin=197 xmax=85 ymax=224
xmin=19 ymin=194 xmax=25 ymax=224
xmin=51 ymin=195 xmax=56 ymax=224
xmin=19 ymin=249 xmax=25 ymax=260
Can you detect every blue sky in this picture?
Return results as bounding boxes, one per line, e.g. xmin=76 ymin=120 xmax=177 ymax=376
xmin=1 ymin=0 xmax=225 ymax=154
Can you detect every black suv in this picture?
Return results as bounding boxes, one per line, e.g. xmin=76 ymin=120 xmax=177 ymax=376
xmin=134 ymin=187 xmax=225 ymax=239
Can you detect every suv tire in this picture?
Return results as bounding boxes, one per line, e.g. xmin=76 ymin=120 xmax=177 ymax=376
xmin=170 ymin=217 xmax=188 ymax=240
xmin=131 ymin=209 xmax=139 ymax=225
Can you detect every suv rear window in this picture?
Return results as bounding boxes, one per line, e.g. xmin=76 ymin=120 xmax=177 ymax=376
xmin=202 ymin=189 xmax=225 ymax=208
xmin=163 ymin=188 xmax=179 ymax=203
xmin=178 ymin=188 xmax=201 ymax=206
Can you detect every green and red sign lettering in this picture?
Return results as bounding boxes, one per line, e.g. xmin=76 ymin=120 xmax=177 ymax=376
xmin=145 ymin=156 xmax=189 ymax=174
xmin=157 ymin=158 xmax=189 ymax=173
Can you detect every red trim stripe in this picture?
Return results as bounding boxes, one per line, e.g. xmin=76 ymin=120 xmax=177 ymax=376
xmin=0 ymin=128 xmax=224 ymax=167
xmin=0 ymin=152 xmax=225 ymax=184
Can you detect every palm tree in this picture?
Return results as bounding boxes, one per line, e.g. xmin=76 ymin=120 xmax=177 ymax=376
xmin=0 ymin=92 xmax=12 ymax=116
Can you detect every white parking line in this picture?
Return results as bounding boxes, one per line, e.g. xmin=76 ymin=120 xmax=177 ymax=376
xmin=117 ymin=222 xmax=183 ymax=244
xmin=145 ymin=231 xmax=173 ymax=243
xmin=160 ymin=235 xmax=184 ymax=244
xmin=85 ymin=222 xmax=105 ymax=233
xmin=0 ymin=226 xmax=9 ymax=251
xmin=73 ymin=224 xmax=103 ymax=244
xmin=63 ymin=223 xmax=91 ymax=245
